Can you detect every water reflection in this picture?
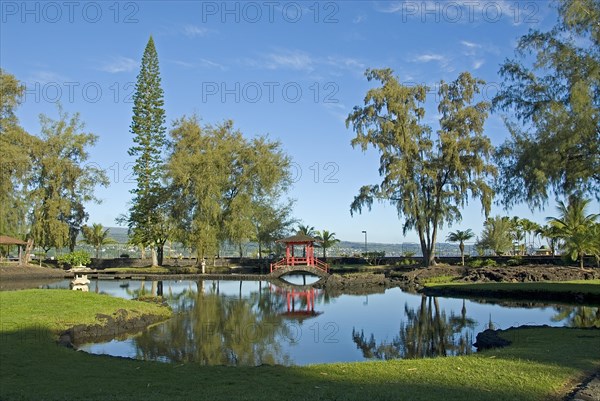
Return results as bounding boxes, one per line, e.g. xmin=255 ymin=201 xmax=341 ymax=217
xmin=552 ymin=306 xmax=600 ymax=328
xmin=131 ymin=280 xmax=312 ymax=365
xmin=51 ymin=277 xmax=599 ymax=366
xmin=352 ymin=296 xmax=475 ymax=360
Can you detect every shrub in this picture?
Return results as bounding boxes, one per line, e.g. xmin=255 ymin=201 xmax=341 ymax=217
xmin=120 ymin=253 xmax=130 ymax=258
xmin=468 ymin=259 xmax=483 ymax=268
xmin=482 ymin=259 xmax=497 ymax=267
xmin=57 ymin=251 xmax=91 ymax=268
xmin=506 ymin=258 xmax=522 ymax=266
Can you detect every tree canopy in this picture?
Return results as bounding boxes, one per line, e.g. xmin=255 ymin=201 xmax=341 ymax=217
xmin=494 ymin=0 xmax=600 ymax=208
xmin=346 ymin=69 xmax=495 ymax=266
xmin=167 ymin=115 xmax=293 ymax=262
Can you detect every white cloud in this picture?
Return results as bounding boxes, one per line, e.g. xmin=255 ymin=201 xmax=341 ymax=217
xmin=239 ymin=50 xmax=366 ymax=78
xmin=353 ymin=14 xmax=366 ymax=24
xmin=171 ymin=58 xmax=225 ymax=70
xmin=412 ymin=53 xmax=447 ymax=63
xmin=375 ymin=0 xmax=542 ymax=26
xmin=183 ymin=25 xmax=208 ymax=37
xmin=410 ymin=53 xmax=455 ymax=73
xmin=264 ymin=50 xmax=315 ymax=72
xmin=460 ymin=40 xmax=480 ymax=49
xmin=473 ymin=59 xmax=485 ymax=69
xmin=100 ymin=57 xmax=137 ymax=73
xmin=27 ymin=70 xmax=69 ymax=84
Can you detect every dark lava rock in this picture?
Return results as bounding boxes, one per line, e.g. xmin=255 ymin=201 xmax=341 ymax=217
xmin=473 ymin=329 xmax=512 ymax=350
xmin=461 ymin=266 xmax=600 ymax=283
xmin=318 ymin=273 xmax=391 ymax=295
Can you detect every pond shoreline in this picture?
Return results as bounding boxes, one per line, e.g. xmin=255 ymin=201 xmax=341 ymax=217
xmin=58 ymin=308 xmax=171 ymax=348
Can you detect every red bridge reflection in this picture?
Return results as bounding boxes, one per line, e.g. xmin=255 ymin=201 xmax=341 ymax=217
xmin=269 ymin=284 xmax=323 ymax=320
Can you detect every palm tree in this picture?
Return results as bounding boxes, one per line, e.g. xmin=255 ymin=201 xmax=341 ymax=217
xmin=509 ymin=217 xmax=526 ymax=255
xmin=295 ymin=225 xmax=316 ymax=257
xmin=315 ymin=230 xmax=340 ymax=258
xmin=296 ymin=224 xmax=316 ymax=237
xmin=519 ymin=218 xmax=541 ymax=254
xmin=536 ymin=224 xmax=561 ymax=256
xmin=81 ymin=223 xmax=117 ymax=259
xmin=446 ymin=229 xmax=475 ymax=266
xmin=547 ymin=197 xmax=599 ymax=269
xmin=592 ymin=224 xmax=600 ymax=268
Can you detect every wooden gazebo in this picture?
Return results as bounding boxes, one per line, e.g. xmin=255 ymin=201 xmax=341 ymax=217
xmin=0 ymin=235 xmax=28 ymax=264
xmin=270 ymin=234 xmax=329 ymax=276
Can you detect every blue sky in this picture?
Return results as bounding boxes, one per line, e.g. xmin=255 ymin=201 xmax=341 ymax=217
xmin=2 ymin=1 xmax=597 ymax=244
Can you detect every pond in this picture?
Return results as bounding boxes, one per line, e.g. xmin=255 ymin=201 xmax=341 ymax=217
xmin=44 ymin=276 xmax=600 ymax=366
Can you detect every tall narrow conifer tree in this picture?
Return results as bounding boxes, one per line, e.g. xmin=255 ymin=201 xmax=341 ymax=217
xmin=127 ymin=36 xmax=169 ymax=266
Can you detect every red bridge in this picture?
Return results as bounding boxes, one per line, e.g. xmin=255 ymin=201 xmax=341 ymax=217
xmin=269 ymin=234 xmax=330 ymax=278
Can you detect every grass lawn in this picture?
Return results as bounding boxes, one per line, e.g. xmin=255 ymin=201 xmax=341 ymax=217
xmin=423 ymin=279 xmax=600 ymax=305
xmin=101 ymin=266 xmax=172 ymax=274
xmin=424 ymin=279 xmax=600 ymax=295
xmin=1 ymin=289 xmax=599 ymax=400
xmin=329 ymin=264 xmax=391 ymax=272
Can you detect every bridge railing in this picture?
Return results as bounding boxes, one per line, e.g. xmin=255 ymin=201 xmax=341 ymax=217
xmin=315 ymin=258 xmax=329 ymax=273
xmin=270 ymin=258 xmax=287 ymax=273
xmin=270 ymin=257 xmax=329 ymax=274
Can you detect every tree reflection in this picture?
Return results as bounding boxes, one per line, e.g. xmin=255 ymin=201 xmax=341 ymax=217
xmin=353 ymin=296 xmax=476 ymax=360
xmin=552 ymin=306 xmax=600 ymax=328
xmin=132 ymin=281 xmax=293 ymax=366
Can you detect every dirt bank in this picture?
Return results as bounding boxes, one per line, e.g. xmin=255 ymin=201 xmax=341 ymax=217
xmin=0 ymin=265 xmax=67 ymax=290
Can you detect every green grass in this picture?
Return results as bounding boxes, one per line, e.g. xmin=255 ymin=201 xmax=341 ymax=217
xmin=0 ymin=289 xmax=172 ymax=332
xmin=329 ymin=264 xmax=390 ymax=272
xmin=423 ymin=280 xmax=600 ymax=304
xmin=420 ymin=275 xmax=461 ymax=284
xmin=101 ymin=266 xmax=171 ymax=274
xmin=1 ymin=289 xmax=599 ymax=400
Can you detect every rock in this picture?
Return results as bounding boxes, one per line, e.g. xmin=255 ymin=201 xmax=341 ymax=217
xmin=473 ymin=329 xmax=512 ymax=350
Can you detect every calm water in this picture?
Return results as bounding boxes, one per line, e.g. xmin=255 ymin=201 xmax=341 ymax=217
xmin=44 ymin=276 xmax=600 ymax=366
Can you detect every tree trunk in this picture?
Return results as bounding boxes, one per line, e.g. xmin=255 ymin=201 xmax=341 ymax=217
xmin=21 ymin=239 xmax=34 ymax=266
xmin=95 ymin=246 xmax=100 ymax=260
xmin=157 ymin=245 xmax=164 ymax=266
xmin=459 ymin=242 xmax=465 ymax=266
xmin=258 ymin=241 xmax=262 ymax=260
xmin=151 ymin=248 xmax=158 ymax=267
xmin=140 ymin=244 xmax=146 ymax=259
xmin=419 ymin=236 xmax=428 ymax=267
xmin=580 ymin=254 xmax=584 ymax=269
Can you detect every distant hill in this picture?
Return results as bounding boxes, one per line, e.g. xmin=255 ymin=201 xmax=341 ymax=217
xmin=98 ymin=227 xmax=473 ymax=257
xmin=103 ymin=226 xmax=130 ymax=243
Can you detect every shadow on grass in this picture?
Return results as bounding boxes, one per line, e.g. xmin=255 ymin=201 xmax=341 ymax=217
xmin=1 ymin=327 xmax=599 ymax=401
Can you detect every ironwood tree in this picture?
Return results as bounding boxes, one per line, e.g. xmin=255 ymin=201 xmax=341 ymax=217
xmin=346 ymin=69 xmax=495 ymax=267
xmin=125 ymin=36 xmax=169 ymax=266
xmin=494 ymin=0 xmax=600 ymax=208
xmin=28 ymin=108 xmax=108 ymax=253
xmin=0 ymin=70 xmax=35 ymax=239
xmin=167 ymin=115 xmax=292 ymax=263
